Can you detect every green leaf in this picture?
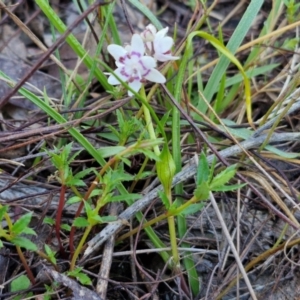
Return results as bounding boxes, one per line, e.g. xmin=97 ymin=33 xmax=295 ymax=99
xmin=0 ymin=239 xmax=3 ymax=249
xmin=208 ymin=156 xmax=217 ymax=183
xmin=159 ymin=191 xmax=170 ymax=209
xmin=140 ymin=149 xmax=161 ymax=161
xmin=61 ymin=224 xmax=71 ymax=231
xmin=84 ymin=201 xmax=93 ymax=216
xmin=66 ymin=177 xmax=86 ymax=187
xmin=73 ymin=217 xmax=89 ymax=228
xmin=98 ymin=146 xmax=126 ymax=158
xmin=12 ymin=213 xmax=33 ymax=235
xmin=68 ymin=149 xmax=82 ymax=164
xmin=219 ymin=119 xmax=252 ymax=139
xmin=156 ymin=145 xmax=175 ymax=192
xmin=196 ymin=152 xmax=209 ymax=185
xmin=106 ymin=124 xmax=121 ymax=141
xmin=44 ymin=244 xmax=53 ymax=256
xmin=68 ymin=268 xmax=91 ymax=285
xmin=73 ymin=167 xmax=94 ymax=180
xmin=89 ymin=189 xmax=103 ymax=198
xmin=83 ymin=202 xmax=103 ymax=225
xmin=98 ymin=216 xmax=117 ymax=223
xmin=194 ymin=181 xmax=210 ymax=201
xmin=265 ymin=145 xmax=300 ymax=159
xmin=133 ymin=171 xmax=153 ymax=180
xmin=11 ymin=275 xmax=31 ymax=292
xmin=210 ymin=165 xmax=237 ymax=190
xmin=180 ymin=203 xmax=206 ymax=216
xmin=11 ymin=237 xmax=37 ymax=251
xmin=44 ymin=244 xmax=57 ymax=265
xmin=49 ymin=153 xmax=63 ymax=169
xmin=43 ymin=217 xmax=55 ymax=225
xmin=66 ymin=196 xmax=82 ymax=205
xmin=116 ymin=110 xmax=125 ymax=128
xmin=212 ymin=183 xmax=246 ymax=192
xmin=67 ymin=267 xmax=91 ymax=285
xmin=0 ymin=205 xmax=8 ymax=221
xmin=89 ymin=214 xmax=103 ymax=224
xmin=109 ymin=194 xmax=140 ymax=203
xmin=202 ymin=0 xmax=264 ymax=108
xmin=159 ymin=110 xmax=171 ymax=128
xmin=62 ymin=143 xmax=73 ymax=162
xmin=21 ymin=227 xmax=36 ymax=236
xmin=121 ymin=157 xmax=132 ymax=167
xmin=110 ymin=169 xmax=135 ymax=183
xmin=75 ymin=272 xmax=92 ymax=285
xmin=220 ymin=64 xmax=280 ymax=89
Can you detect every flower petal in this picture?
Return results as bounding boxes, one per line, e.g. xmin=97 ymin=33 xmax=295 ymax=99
xmin=141 ymin=24 xmax=157 ymax=42
xmin=140 ymin=56 xmax=157 ymax=69
xmin=154 ymin=53 xmax=180 ymax=62
xmin=146 ymin=24 xmax=157 ymax=35
xmin=131 ymin=34 xmax=145 ymax=56
xmin=155 ymin=27 xmax=168 ymax=38
xmin=155 ymin=36 xmax=174 ymax=54
xmin=107 ymin=68 xmax=128 ymax=85
xmin=128 ymin=80 xmax=142 ymax=96
xmin=144 ymin=69 xmax=166 ymax=83
xmin=107 ymin=44 xmax=127 ymax=61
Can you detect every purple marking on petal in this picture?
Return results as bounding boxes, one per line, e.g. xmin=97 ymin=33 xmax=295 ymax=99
xmin=119 ymin=54 xmax=131 ymax=64
xmin=138 ymin=59 xmax=148 ymax=71
xmin=128 ymin=76 xmax=140 ymax=83
xmin=131 ymin=51 xmax=141 ymax=58
xmin=120 ymin=68 xmax=130 ymax=78
xmin=142 ymin=69 xmax=151 ymax=77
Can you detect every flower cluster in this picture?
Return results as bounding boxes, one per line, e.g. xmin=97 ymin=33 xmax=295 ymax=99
xmin=107 ymin=24 xmax=179 ymax=96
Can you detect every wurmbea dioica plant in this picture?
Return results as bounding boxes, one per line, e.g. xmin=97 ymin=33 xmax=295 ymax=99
xmin=107 ymin=24 xmax=184 ymax=273
xmin=107 ymin=24 xmax=179 ymax=95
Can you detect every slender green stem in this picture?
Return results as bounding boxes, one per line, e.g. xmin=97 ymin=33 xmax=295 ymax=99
xmin=141 ymin=85 xmax=181 ymax=270
xmin=166 ymin=188 xmax=179 ymax=267
xmin=173 ymin=37 xmax=200 ymax=296
xmin=141 ymin=86 xmax=160 ymax=156
xmin=70 ymin=225 xmax=93 ymax=271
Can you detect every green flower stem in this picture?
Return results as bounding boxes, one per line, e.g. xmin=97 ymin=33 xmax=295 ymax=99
xmin=71 ymin=224 xmax=93 ymax=271
xmin=167 ymin=215 xmax=179 ymax=266
xmin=141 ymin=86 xmax=182 ymax=270
xmin=140 ymin=86 xmax=160 ymax=156
xmin=165 ymin=189 xmax=180 ymax=267
xmin=140 ymin=86 xmax=181 ymax=266
xmin=172 ymin=82 xmax=199 ymax=294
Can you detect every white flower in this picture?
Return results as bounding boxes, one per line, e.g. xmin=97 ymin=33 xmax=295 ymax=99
xmin=140 ymin=24 xmax=157 ymax=53
xmin=107 ymin=34 xmax=166 ymax=96
xmin=140 ymin=25 xmax=179 ymax=62
xmin=152 ymin=27 xmax=179 ymax=62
